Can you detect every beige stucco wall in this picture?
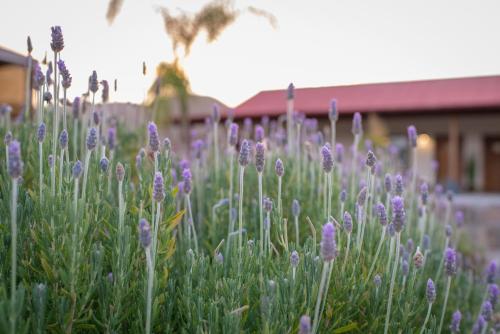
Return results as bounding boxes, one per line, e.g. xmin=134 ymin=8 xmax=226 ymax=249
xmin=0 ymin=64 xmax=26 ymax=113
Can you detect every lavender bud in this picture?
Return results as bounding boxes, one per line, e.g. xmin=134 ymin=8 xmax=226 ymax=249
xmin=407 ymin=125 xmax=417 ymax=148
xmin=426 ymin=278 xmax=436 ymax=303
xmin=228 ymin=123 xmax=239 ymax=146
xmin=163 ymin=137 xmax=171 ymax=153
xmin=59 ymin=129 xmax=68 ymax=149
xmin=321 ymin=222 xmax=336 ymax=262
xmin=287 ymin=83 xmax=294 ymax=100
xmin=486 ymin=260 xmax=497 ymax=284
xmin=48 ymin=155 xmax=54 ymax=168
xmin=407 ymin=239 xmax=414 ymax=254
xmin=387 ymin=223 xmax=395 ymax=237
xmin=89 ymin=70 xmax=99 ymax=93
xmin=140 ymin=148 xmax=147 ymax=159
xmin=138 ymin=218 xmax=151 ymax=248
xmin=414 ymin=247 xmax=424 ymax=269
xmin=107 ymin=127 xmax=116 ymax=151
xmin=255 ymin=142 xmax=265 ymax=173
xmin=182 ymin=168 xmax=192 ymax=194
xmin=321 ymin=144 xmax=334 ymax=173
xmin=374 ymin=274 xmax=382 ymax=288
xmin=444 ymin=248 xmax=457 ymax=276
xmin=481 ymin=301 xmax=493 ymax=321
xmin=27 ymin=36 xmax=33 ymax=54
xmin=420 ymin=183 xmax=429 ymax=205
xmin=455 ymin=210 xmax=464 ymax=228
xmin=43 ymin=91 xmax=52 ymax=103
xmin=352 ymin=112 xmax=362 ymax=135
xmin=343 ymin=211 xmax=353 ymax=234
xmin=445 ymin=224 xmax=453 ymax=238
xmin=215 ymin=252 xmax=224 ymax=264
xmin=46 ymin=62 xmax=53 ymax=86
xmin=153 ymin=172 xmax=165 ymax=202
xmin=329 ymin=99 xmax=338 ymax=121
xmin=37 ymin=122 xmax=46 ymax=143
xmin=402 ymin=260 xmax=409 ymax=277
xmin=135 ymin=154 xmax=142 ymax=169
xmin=50 ymin=26 xmax=64 ymax=52
xmin=449 ymin=310 xmax=461 ymax=334
xmin=292 ymin=199 xmax=300 ymax=217
xmin=275 ymin=158 xmax=284 ymax=177
xmin=85 ymin=127 xmax=97 ymax=151
xmin=472 ymin=316 xmax=485 ymax=334
xmin=99 ymin=157 xmax=109 ymax=173
xmin=366 ymin=150 xmax=376 ymax=168
xmin=72 ymin=97 xmax=80 ymax=119
xmin=391 ymin=196 xmax=405 ymax=233
xmin=57 ymin=59 xmax=72 ymax=89
xmin=8 ymin=140 xmax=23 ymax=179
xmin=116 ymin=162 xmax=125 ymax=182
xmin=212 ymin=103 xmax=220 ymax=123
xmin=101 ymin=80 xmax=109 ymax=103
xmin=147 ymin=122 xmax=160 ymax=152
xmin=395 ymin=174 xmax=403 ymax=195
xmin=357 ymin=187 xmax=367 ymax=207
xmin=489 ymin=284 xmax=498 ymax=307
xmin=335 ymin=143 xmax=344 ymax=163
xmin=237 ymin=139 xmax=250 ymax=167
xmin=299 ymin=315 xmax=311 ymax=334
xmin=340 ymin=189 xmax=347 ymax=203
xmin=376 ymin=203 xmax=387 ymax=226
xmin=91 ymin=111 xmax=100 ymax=126
xmin=422 ymin=234 xmax=430 ymax=251
xmin=384 ymin=173 xmax=392 ymax=193
xmin=263 ymin=197 xmax=273 ymax=212
xmin=72 ymin=160 xmax=82 ymax=178
xmin=290 ymin=251 xmax=299 ymax=268
xmin=255 ymin=125 xmax=264 ymax=142
xmin=32 ymin=64 xmax=45 ymax=90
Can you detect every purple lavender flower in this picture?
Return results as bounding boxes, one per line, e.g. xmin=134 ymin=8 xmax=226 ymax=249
xmin=455 ymin=210 xmax=464 ymax=228
xmin=46 ymin=62 xmax=53 ymax=87
xmin=57 ymin=59 xmax=72 ymax=89
xmin=263 ymin=197 xmax=273 ymax=212
xmin=402 ymin=260 xmax=409 ymax=277
xmin=343 ymin=211 xmax=353 ymax=233
xmin=329 ymin=99 xmax=338 ymax=121
xmin=335 ymin=143 xmax=344 ymax=163
xmin=340 ymin=189 xmax=347 ymax=203
xmin=8 ymin=140 xmax=23 ymax=179
xmin=275 ymin=158 xmax=284 ymax=177
xmin=72 ymin=97 xmax=80 ymax=119
xmin=50 ymin=26 xmax=64 ymax=52
xmin=366 ymin=150 xmax=376 ymax=168
xmin=287 ymin=83 xmax=294 ymax=100
xmin=254 ymin=125 xmax=264 ymax=142
xmin=92 ymin=110 xmax=100 ymax=126
xmin=489 ymin=284 xmax=498 ymax=308
xmin=420 ymin=183 xmax=429 ymax=205
xmin=255 ymin=142 xmax=265 ymax=173
xmin=395 ymin=174 xmax=403 ymax=196
xmin=101 ymin=80 xmax=109 ymax=103
xmin=374 ymin=274 xmax=382 ymax=288
xmin=179 ymin=159 xmax=189 ymax=170
xmin=99 ymin=157 xmax=109 ymax=173
xmin=321 ymin=222 xmax=336 ymax=262
xmin=352 ymin=112 xmax=362 ymax=135
xmin=37 ymin=122 xmax=46 ymax=143
xmin=414 ymin=247 xmax=424 ymax=269
xmin=299 ymin=315 xmax=311 ymax=334
xmin=426 ymin=278 xmax=436 ymax=303
xmin=290 ymin=251 xmax=299 ymax=268
xmin=192 ymin=139 xmax=204 ymax=160
xmin=407 ymin=239 xmax=414 ymax=254
xmin=445 ymin=224 xmax=453 ymax=238
xmin=148 ymin=122 xmax=160 ymax=152
xmin=321 ymin=144 xmax=334 ymax=173
xmin=116 ymin=162 xmax=125 ymax=182
xmin=422 ymin=234 xmax=430 ymax=251
xmin=48 ymin=155 xmax=54 ymax=168
xmin=376 ymin=203 xmax=387 ymax=226
xmin=212 ymin=103 xmax=220 ymax=123
xmin=32 ymin=64 xmax=45 ymax=90
xmin=182 ymin=168 xmax=192 ymax=194
xmin=43 ymin=91 xmax=52 ymax=103
xmin=449 ymin=310 xmax=461 ymax=333
xmin=238 ymin=139 xmax=251 ymax=167
xmin=387 ymin=223 xmax=395 ymax=237
xmin=391 ymin=196 xmax=405 ymax=233
xmin=357 ymin=187 xmax=367 ymax=206
xmin=385 ymin=173 xmax=392 ymax=193
xmin=444 ymin=248 xmax=457 ymax=276
xmin=163 ymin=138 xmax=171 ymax=152
xmin=407 ymin=125 xmax=417 ymax=148
xmin=27 ymin=36 xmax=33 ymax=54
xmin=135 ymin=154 xmax=142 ymax=170
xmin=215 ymin=252 xmax=224 ymax=264
xmin=486 ymin=260 xmax=497 ymax=284
xmin=153 ymin=172 xmax=165 ymax=202
xmin=59 ymin=129 xmax=68 ymax=149
xmin=138 ymin=218 xmax=151 ymax=248
xmin=292 ymin=199 xmax=300 ymax=217
xmin=86 ymin=127 xmax=97 ymax=151
xmin=107 ymin=127 xmax=116 ymax=151
xmin=481 ymin=301 xmax=493 ymax=321
xmin=89 ymin=71 xmax=99 ymax=94
xmin=228 ymin=123 xmax=239 ymax=146
xmin=472 ymin=316 xmax=485 ymax=334
xmin=72 ymin=160 xmax=82 ymax=178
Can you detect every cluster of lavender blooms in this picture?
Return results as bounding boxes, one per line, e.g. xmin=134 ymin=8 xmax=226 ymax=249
xmin=0 ymin=26 xmax=498 ymax=334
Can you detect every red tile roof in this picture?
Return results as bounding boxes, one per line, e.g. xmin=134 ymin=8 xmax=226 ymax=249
xmin=234 ymin=76 xmax=500 ymax=118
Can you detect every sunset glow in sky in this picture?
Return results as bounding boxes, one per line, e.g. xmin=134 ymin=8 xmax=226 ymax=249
xmin=2 ymin=0 xmax=500 ymax=107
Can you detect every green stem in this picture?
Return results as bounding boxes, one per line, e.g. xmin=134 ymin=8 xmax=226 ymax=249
xmin=238 ymin=166 xmax=245 ymax=254
xmin=312 ymin=261 xmax=329 ymax=334
xmin=145 ymin=248 xmax=153 ymax=334
xmin=384 ymin=232 xmax=401 ymax=334
xmin=367 ymin=227 xmax=387 ymax=282
xmin=419 ymin=303 xmax=433 ymax=334
xmin=39 ymin=142 xmax=43 ymax=202
xmin=10 ymin=178 xmax=18 ymax=334
xmin=437 ymin=276 xmax=452 ymax=334
xmin=258 ymin=173 xmax=263 ymax=256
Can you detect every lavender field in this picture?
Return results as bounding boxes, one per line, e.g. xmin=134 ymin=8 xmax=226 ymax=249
xmin=0 ymin=26 xmax=499 ymax=334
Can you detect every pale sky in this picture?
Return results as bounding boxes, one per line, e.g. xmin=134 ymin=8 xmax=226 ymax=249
xmin=2 ymin=0 xmax=500 ymax=107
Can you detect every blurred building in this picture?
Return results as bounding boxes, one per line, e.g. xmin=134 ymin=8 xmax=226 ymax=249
xmin=234 ymin=76 xmax=500 ymax=192
xmin=0 ymin=46 xmax=31 ymax=114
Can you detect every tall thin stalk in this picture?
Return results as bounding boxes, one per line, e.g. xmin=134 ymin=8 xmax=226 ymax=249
xmin=437 ymin=276 xmax=452 ymax=333
xmin=258 ymin=172 xmax=263 ymax=256
xmin=238 ymin=166 xmax=245 ymax=253
xmin=10 ymin=178 xmax=18 ymax=334
xmin=384 ymin=232 xmax=401 ymax=334
xmin=419 ymin=302 xmax=433 ymax=334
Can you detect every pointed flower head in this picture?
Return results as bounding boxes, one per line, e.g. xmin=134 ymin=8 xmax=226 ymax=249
xmin=290 ymin=251 xmax=299 ymax=268
xmin=320 ymin=222 xmax=336 ymax=262
xmin=420 ymin=183 xmax=429 ymax=205
xmin=455 ymin=210 xmax=464 ymax=228
xmin=402 ymin=260 xmax=409 ymax=277
xmin=335 ymin=143 xmax=344 ymax=163
xmin=486 ymin=260 xmax=497 ymax=284
xmin=395 ymin=174 xmax=403 ymax=195
xmin=449 ymin=310 xmax=461 ymax=334
xmin=445 ymin=224 xmax=453 ymax=238
xmin=263 ymin=197 xmax=273 ymax=212
xmin=147 ymin=122 xmax=160 ymax=152
xmin=72 ymin=160 xmax=82 ymax=178
xmin=99 ymin=157 xmax=109 ymax=173
xmin=72 ymin=97 xmax=80 ymax=119
xmin=8 ymin=140 xmax=23 ymax=179
xmin=357 ymin=187 xmax=367 ymax=206
xmin=86 ymin=127 xmax=97 ymax=151
xmin=275 ymin=158 xmax=284 ymax=177
xmin=472 ymin=315 xmax=485 ymax=334
xmin=37 ymin=122 xmax=46 ymax=143
xmin=340 ymin=189 xmax=347 ymax=203
xmin=426 ymin=278 xmax=436 ymax=303
xmin=376 ymin=203 xmax=387 ymax=226
xmin=255 ymin=142 xmax=265 ymax=173
xmin=48 ymin=154 xmax=54 ymax=168
xmin=329 ymin=99 xmax=338 ymax=121
xmin=57 ymin=59 xmax=72 ymax=89
xmin=101 ymin=80 xmax=109 ymax=103
xmin=4 ymin=131 xmax=12 ymax=146
xmin=384 ymin=173 xmax=392 ymax=193
xmin=488 ymin=284 xmax=498 ymax=307
xmin=366 ymin=150 xmax=376 ymax=168
xmin=444 ymin=248 xmax=457 ymax=276
xmin=352 ymin=112 xmax=362 ymax=135
xmin=163 ymin=137 xmax=171 ymax=153
xmin=153 ymin=172 xmax=165 ymax=202
xmin=92 ymin=110 xmax=100 ymax=126
xmin=238 ymin=139 xmax=251 ymax=167
xmin=407 ymin=125 xmax=417 ymax=148
xmin=391 ymin=196 xmax=405 ymax=233
xmin=299 ymin=315 xmax=311 ymax=334
xmin=182 ymin=168 xmax=192 ymax=194
xmin=50 ymin=26 xmax=64 ymax=52
xmin=414 ymin=247 xmax=424 ymax=269
xmin=116 ymin=162 xmax=125 ymax=182
xmin=107 ymin=127 xmax=116 ymax=151
xmin=138 ymin=218 xmax=151 ymax=248
xmin=422 ymin=234 xmax=431 ymax=251
xmin=254 ymin=125 xmax=264 ymax=142
xmin=89 ymin=70 xmax=99 ymax=93
xmin=374 ymin=274 xmax=382 ymax=288
xmin=59 ymin=129 xmax=68 ymax=149
xmin=481 ymin=301 xmax=492 ymax=321
xmin=321 ymin=144 xmax=334 ymax=173
xmin=287 ymin=83 xmax=294 ymax=100
xmin=27 ymin=36 xmax=33 ymax=54
xmin=228 ymin=123 xmax=239 ymax=146
xmin=211 ymin=103 xmax=220 ymax=123
xmin=343 ymin=211 xmax=353 ymax=233
xmin=32 ymin=64 xmax=45 ymax=90
xmin=292 ymin=199 xmax=300 ymax=217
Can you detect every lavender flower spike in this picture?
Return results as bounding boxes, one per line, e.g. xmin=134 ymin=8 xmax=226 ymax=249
xmin=153 ymin=172 xmax=165 ymax=202
xmin=395 ymin=174 xmax=403 ymax=195
xmin=290 ymin=251 xmax=299 ymax=268
xmin=138 ymin=218 xmax=152 ymax=248
xmin=481 ymin=301 xmax=492 ymax=321
xmin=352 ymin=112 xmax=362 ymax=135
xmin=408 ymin=125 xmax=417 ymax=148
xmin=488 ymin=284 xmax=498 ymax=307
xmin=108 ymin=127 xmax=116 ymax=151
xmin=50 ymin=26 xmax=64 ymax=52
xmin=228 ymin=123 xmax=239 ymax=146
xmin=391 ymin=196 xmax=405 ymax=233
xmin=182 ymin=168 xmax=192 ymax=194
xmin=72 ymin=160 xmax=83 ymax=178
xmin=37 ymin=122 xmax=46 ymax=143
xmin=148 ymin=122 xmax=160 ymax=152
xmin=57 ymin=59 xmax=72 ymax=89
xmin=255 ymin=125 xmax=264 ymax=142
xmin=292 ymin=199 xmax=300 ymax=217
xmin=89 ymin=70 xmax=99 ymax=94
xmin=263 ymin=197 xmax=273 ymax=212
xmin=255 ymin=142 xmax=265 ymax=173
xmin=444 ymin=248 xmax=457 ymax=276
xmin=357 ymin=187 xmax=367 ymax=207
xmin=376 ymin=203 xmax=387 ymax=226
xmin=426 ymin=278 xmax=436 ymax=303
xmin=59 ymin=129 xmax=68 ymax=149
xmin=343 ymin=211 xmax=353 ymax=233
xmin=374 ymin=274 xmax=382 ymax=288
xmin=72 ymin=97 xmax=80 ymax=119
xmin=99 ymin=157 xmax=109 ymax=173
xmin=321 ymin=144 xmax=334 ymax=173
xmin=4 ymin=131 xmax=12 ymax=146
xmin=486 ymin=260 xmax=497 ymax=284
xmin=335 ymin=143 xmax=344 ymax=163
xmin=329 ymin=99 xmax=338 ymax=121
xmin=320 ymin=222 xmax=336 ymax=262
xmin=366 ymin=150 xmax=376 ymax=168
xmin=449 ymin=310 xmax=461 ymax=334
xmin=299 ymin=315 xmax=311 ymax=334
xmin=472 ymin=315 xmax=485 ymax=334
xmin=116 ymin=162 xmax=125 ymax=182
xmin=287 ymin=83 xmax=294 ymax=100
xmin=86 ymin=127 xmax=97 ymax=151
xmin=8 ymin=140 xmax=23 ymax=179
xmin=238 ymin=139 xmax=251 ymax=167
xmin=384 ymin=173 xmax=392 ymax=193
xmin=275 ymin=158 xmax=284 ymax=177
